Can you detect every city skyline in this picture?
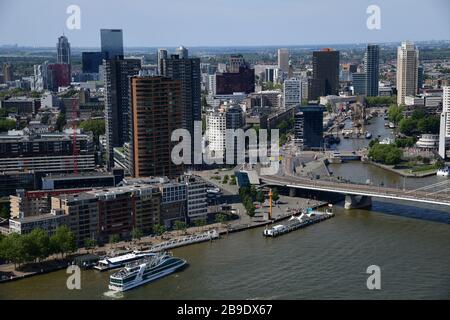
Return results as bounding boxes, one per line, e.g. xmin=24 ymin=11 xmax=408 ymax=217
xmin=1 ymin=0 xmax=449 ymax=47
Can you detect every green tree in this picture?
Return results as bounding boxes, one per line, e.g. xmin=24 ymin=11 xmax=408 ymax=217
xmin=0 ymin=119 xmax=16 ymax=132
xmin=173 ymin=220 xmax=187 ymax=235
xmin=131 ymin=228 xmax=143 ymax=241
xmin=26 ymin=228 xmax=50 ymax=262
xmin=215 ymin=213 xmax=227 ymax=225
xmin=50 ymin=226 xmax=76 ymax=258
xmin=399 ymin=118 xmax=417 ymax=136
xmin=79 ymin=119 xmax=106 ymax=144
xmin=84 ymin=237 xmax=97 ymax=252
xmin=109 ymin=234 xmax=120 ymax=245
xmin=194 ymin=219 xmax=207 ymax=232
xmin=388 ymin=105 xmax=404 ymax=124
xmin=271 ymin=188 xmax=280 ymax=203
xmin=368 ymin=143 xmax=403 ymax=165
xmin=153 ymin=224 xmax=166 ymax=236
xmin=256 ymin=190 xmax=265 ymax=205
xmin=56 ymin=112 xmax=66 ymax=131
xmin=0 ymin=233 xmax=26 ymax=267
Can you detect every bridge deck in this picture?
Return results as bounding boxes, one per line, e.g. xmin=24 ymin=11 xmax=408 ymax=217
xmin=260 ymin=175 xmax=450 ymax=207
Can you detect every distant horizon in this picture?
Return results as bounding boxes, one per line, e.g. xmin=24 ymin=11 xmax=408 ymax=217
xmin=1 ymin=39 xmax=449 ymax=51
xmin=1 ymin=0 xmax=449 ymax=48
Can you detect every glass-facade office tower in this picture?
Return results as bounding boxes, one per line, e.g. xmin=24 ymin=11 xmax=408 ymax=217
xmin=104 ymin=58 xmax=141 ymax=169
xmin=364 ymin=44 xmax=379 ymax=97
xmin=101 ymin=29 xmax=124 ymax=59
xmin=57 ymin=35 xmax=71 ymax=65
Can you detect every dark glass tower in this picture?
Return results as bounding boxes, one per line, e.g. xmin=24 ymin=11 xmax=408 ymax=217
xmin=364 ymin=44 xmax=379 ymax=97
xmin=309 ymin=49 xmax=340 ymax=100
xmin=57 ymin=35 xmax=71 ymax=65
xmin=162 ymin=50 xmax=201 ymax=163
xmin=100 ymin=29 xmax=124 ymax=60
xmin=104 ymin=58 xmax=141 ymax=169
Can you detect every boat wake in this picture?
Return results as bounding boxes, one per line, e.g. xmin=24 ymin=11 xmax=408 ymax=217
xmin=103 ymin=290 xmax=124 ymax=299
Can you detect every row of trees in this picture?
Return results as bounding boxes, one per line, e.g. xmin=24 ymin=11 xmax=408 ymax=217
xmin=238 ymin=186 xmax=279 ymax=217
xmin=388 ymin=106 xmax=440 ymax=135
xmin=0 ymin=226 xmax=76 ymax=267
xmin=365 ymin=96 xmax=397 ymax=107
xmin=368 ymin=141 xmax=403 ymax=165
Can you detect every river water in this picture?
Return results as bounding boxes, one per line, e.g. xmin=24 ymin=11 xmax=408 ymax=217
xmin=1 ymin=116 xmax=449 ymax=300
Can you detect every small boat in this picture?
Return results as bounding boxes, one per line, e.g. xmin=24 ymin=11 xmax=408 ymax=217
xmin=94 ymin=251 xmax=156 ymax=271
xmin=109 ymin=252 xmax=187 ymax=292
xmin=436 ymin=167 xmax=450 ymax=177
xmin=365 ymin=132 xmax=372 ymax=139
xmin=389 ymin=122 xmax=396 ymax=129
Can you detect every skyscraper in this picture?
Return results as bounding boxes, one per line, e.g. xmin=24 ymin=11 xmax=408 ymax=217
xmin=2 ymin=63 xmax=13 ymax=82
xmin=57 ymin=35 xmax=71 ymax=65
xmin=161 ymin=51 xmax=201 ymax=162
xmin=176 ymin=46 xmax=188 ymax=59
xmin=309 ymin=49 xmax=340 ymax=100
xmin=439 ymin=86 xmax=450 ymax=159
xmin=364 ymin=44 xmax=379 ymax=96
xmin=157 ymin=49 xmax=168 ymax=75
xmin=294 ymin=105 xmax=325 ymax=150
xmin=396 ymin=41 xmax=419 ymax=105
xmin=129 ymin=76 xmax=184 ymax=178
xmin=82 ymin=52 xmax=104 ymax=73
xmin=104 ymin=58 xmax=141 ymax=169
xmin=100 ymin=29 xmax=124 ymax=60
xmin=283 ymin=79 xmax=302 ymax=108
xmin=278 ymin=48 xmax=289 ymax=73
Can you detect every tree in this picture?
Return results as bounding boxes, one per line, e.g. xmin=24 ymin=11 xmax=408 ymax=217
xmin=388 ymin=105 xmax=404 ymax=124
xmin=56 ymin=112 xmax=66 ymax=131
xmin=215 ymin=213 xmax=227 ymax=225
xmin=0 ymin=119 xmax=16 ymax=132
xmin=109 ymin=234 xmax=121 ymax=245
xmin=50 ymin=226 xmax=76 ymax=258
xmin=131 ymin=228 xmax=143 ymax=241
xmin=368 ymin=143 xmax=403 ymax=165
xmin=271 ymin=188 xmax=280 ymax=203
xmin=0 ymin=205 xmax=10 ymax=219
xmin=0 ymin=233 xmax=26 ymax=267
xmin=153 ymin=224 xmax=166 ymax=236
xmin=79 ymin=119 xmax=106 ymax=145
xmin=173 ymin=220 xmax=187 ymax=235
xmin=84 ymin=237 xmax=97 ymax=252
xmin=256 ymin=190 xmax=265 ymax=206
xmin=26 ymin=228 xmax=50 ymax=262
xmin=194 ymin=219 xmax=207 ymax=232
xmin=399 ymin=118 xmax=417 ymax=136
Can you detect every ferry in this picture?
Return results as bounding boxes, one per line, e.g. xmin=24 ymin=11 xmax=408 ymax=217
xmin=108 ymin=252 xmax=187 ymax=292
xmin=436 ymin=167 xmax=450 ymax=177
xmin=263 ymin=206 xmax=334 ymax=237
xmin=94 ymin=251 xmax=156 ymax=271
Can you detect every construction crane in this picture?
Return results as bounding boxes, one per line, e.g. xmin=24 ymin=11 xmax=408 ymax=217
xmin=268 ymin=188 xmax=273 ymax=220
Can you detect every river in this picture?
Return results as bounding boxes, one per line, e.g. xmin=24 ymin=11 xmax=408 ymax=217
xmin=1 ymin=116 xmax=449 ymax=300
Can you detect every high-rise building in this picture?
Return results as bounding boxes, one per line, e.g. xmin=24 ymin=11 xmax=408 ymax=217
xmin=215 ymin=56 xmax=255 ymax=95
xmin=157 ymin=49 xmax=168 ymax=75
xmin=104 ymin=58 xmax=141 ymax=168
xmin=229 ymin=54 xmax=246 ymax=73
xmin=278 ymin=48 xmax=289 ymax=73
xmin=396 ymin=41 xmax=419 ymax=105
xmin=309 ymin=49 xmax=340 ymax=100
xmin=129 ymin=76 xmax=184 ymax=178
xmin=100 ymin=29 xmax=124 ymax=60
xmin=161 ymin=51 xmax=201 ymax=160
xmin=283 ymin=79 xmax=302 ymax=108
xmin=46 ymin=63 xmax=71 ymax=91
xmin=439 ymin=86 xmax=450 ymax=159
xmin=364 ymin=44 xmax=379 ymax=96
xmin=418 ymin=65 xmax=424 ymax=92
xmin=57 ymin=35 xmax=71 ymax=65
xmin=206 ymin=112 xmax=226 ymax=160
xmin=3 ymin=63 xmax=13 ymax=82
xmin=176 ymin=46 xmax=188 ymax=59
xmin=294 ymin=105 xmax=325 ymax=150
xmin=82 ymin=52 xmax=104 ymax=73
xmin=352 ymin=72 xmax=367 ymax=95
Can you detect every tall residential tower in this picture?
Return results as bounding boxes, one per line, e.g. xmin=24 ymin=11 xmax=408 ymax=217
xmin=396 ymin=41 xmax=419 ymax=105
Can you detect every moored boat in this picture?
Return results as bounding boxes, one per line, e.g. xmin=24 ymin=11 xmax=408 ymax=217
xmin=94 ymin=251 xmax=156 ymax=271
xmin=108 ymin=252 xmax=187 ymax=292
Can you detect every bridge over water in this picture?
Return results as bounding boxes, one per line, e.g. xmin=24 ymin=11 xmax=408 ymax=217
xmin=259 ymin=175 xmax=450 ymax=209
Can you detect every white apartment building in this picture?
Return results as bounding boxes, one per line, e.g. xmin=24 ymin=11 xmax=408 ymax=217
xmin=397 ymin=41 xmax=419 ymax=105
xmin=439 ymin=86 xmax=450 ymax=159
xmin=283 ymin=79 xmax=302 ymax=108
xmin=206 ymin=112 xmax=226 ymax=160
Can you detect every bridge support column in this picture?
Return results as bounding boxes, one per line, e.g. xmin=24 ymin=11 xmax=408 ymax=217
xmin=344 ymin=195 xmax=372 ymax=209
xmin=289 ymin=187 xmax=296 ymax=197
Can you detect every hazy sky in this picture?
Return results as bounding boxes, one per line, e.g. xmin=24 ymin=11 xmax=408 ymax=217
xmin=1 ymin=0 xmax=449 ymax=47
